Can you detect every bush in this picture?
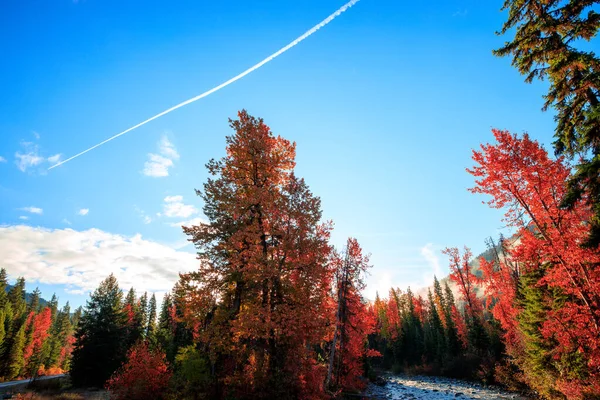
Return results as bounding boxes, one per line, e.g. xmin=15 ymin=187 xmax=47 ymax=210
xmin=105 ymin=342 xmax=172 ymax=400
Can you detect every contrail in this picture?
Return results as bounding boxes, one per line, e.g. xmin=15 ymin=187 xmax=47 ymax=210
xmin=49 ymin=0 xmax=360 ymax=170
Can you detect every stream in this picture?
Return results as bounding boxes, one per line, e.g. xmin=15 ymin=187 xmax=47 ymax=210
xmin=363 ymin=374 xmax=530 ymax=400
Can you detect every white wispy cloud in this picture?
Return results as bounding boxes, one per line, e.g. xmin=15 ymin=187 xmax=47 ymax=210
xmin=143 ymin=136 xmax=179 ymax=177
xmin=0 ymin=156 xmax=6 ymax=163
xmin=14 ymin=141 xmax=61 ymax=172
xmin=19 ymin=206 xmax=43 ymax=215
xmin=0 ymin=225 xmax=198 ymax=294
xmin=163 ymin=195 xmax=198 ymax=218
xmin=134 ymin=206 xmax=153 ymax=224
xmin=62 ymin=219 xmax=72 ymax=226
xmin=15 ymin=148 xmax=44 ymax=172
xmin=18 ymin=216 xmax=29 ymax=220
xmin=420 ymin=243 xmax=443 ymax=285
xmin=77 ymin=208 xmax=89 ymax=216
xmin=47 ymin=154 xmax=62 ymax=165
xmin=32 ymin=131 xmax=40 ymax=139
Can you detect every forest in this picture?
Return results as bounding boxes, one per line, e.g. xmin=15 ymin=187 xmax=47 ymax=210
xmin=1 ymin=0 xmax=600 ymax=399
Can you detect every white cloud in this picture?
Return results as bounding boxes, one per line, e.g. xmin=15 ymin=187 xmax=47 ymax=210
xmin=15 ymin=150 xmax=44 ymax=172
xmin=134 ymin=206 xmax=153 ymax=224
xmin=158 ymin=136 xmax=179 ymax=160
xmin=77 ymin=208 xmax=89 ymax=216
xmin=420 ymin=243 xmax=442 ymax=284
xmin=0 ymin=156 xmax=6 ymax=163
xmin=47 ymin=154 xmax=62 ymax=165
xmin=143 ymin=136 xmax=179 ymax=177
xmin=62 ymin=219 xmax=72 ymax=226
xmin=0 ymin=225 xmax=198 ymax=294
xmin=143 ymin=154 xmax=173 ymax=177
xmin=163 ymin=195 xmax=198 ymax=218
xmin=18 ymin=216 xmax=29 ymax=220
xmin=20 ymin=206 xmax=43 ymax=215
xmin=32 ymin=131 xmax=40 ymax=140
xmin=14 ymin=141 xmax=60 ymax=172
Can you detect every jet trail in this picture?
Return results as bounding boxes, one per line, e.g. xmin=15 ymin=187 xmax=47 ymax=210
xmin=49 ymin=0 xmax=360 ymax=170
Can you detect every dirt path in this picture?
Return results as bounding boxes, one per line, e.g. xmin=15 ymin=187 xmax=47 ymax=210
xmin=364 ymin=374 xmax=529 ymax=400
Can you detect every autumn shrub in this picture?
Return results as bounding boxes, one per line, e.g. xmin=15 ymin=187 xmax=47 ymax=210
xmin=105 ymin=342 xmax=172 ymax=400
xmin=170 ymin=345 xmax=212 ymax=399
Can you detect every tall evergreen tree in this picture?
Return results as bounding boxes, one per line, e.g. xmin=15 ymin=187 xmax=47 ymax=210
xmin=1 ymin=277 xmax=27 ymax=378
xmin=47 ymin=294 xmax=59 ymax=319
xmin=8 ymin=277 xmax=26 ymax=321
xmin=4 ymin=323 xmax=26 ymax=379
xmin=147 ymin=293 xmax=157 ymax=340
xmin=443 ymin=282 xmax=461 ymax=357
xmin=70 ymin=274 xmax=127 ymax=387
xmin=0 ymin=269 xmax=8 ymax=347
xmin=0 ymin=269 xmax=8 ymax=308
xmin=45 ymin=302 xmax=72 ymax=369
xmin=425 ymin=289 xmax=445 ymax=364
xmin=138 ymin=292 xmax=148 ymax=337
xmin=27 ymin=288 xmax=41 ymax=314
xmin=123 ymin=288 xmax=143 ymax=347
xmin=494 ymin=0 xmax=600 ymax=246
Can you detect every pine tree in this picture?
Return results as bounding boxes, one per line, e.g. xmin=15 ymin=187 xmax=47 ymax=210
xmin=0 ymin=269 xmax=8 ymax=347
xmin=8 ymin=277 xmax=26 ymax=320
xmin=494 ymin=0 xmax=600 ymax=246
xmin=4 ymin=323 xmax=26 ymax=379
xmin=425 ymin=289 xmax=445 ymax=364
xmin=1 ymin=277 xmax=27 ymax=378
xmin=71 ymin=306 xmax=82 ymax=328
xmin=147 ymin=293 xmax=157 ymax=340
xmin=123 ymin=288 xmax=143 ymax=347
xmin=27 ymin=288 xmax=41 ymax=314
xmin=138 ymin=292 xmax=148 ymax=338
xmin=45 ymin=302 xmax=72 ymax=369
xmin=0 ymin=269 xmax=8 ymax=308
xmin=70 ymin=274 xmax=127 ymax=387
xmin=517 ymin=269 xmax=563 ymax=399
xmin=47 ymin=294 xmax=59 ymax=320
xmin=442 ymin=282 xmax=461 ymax=357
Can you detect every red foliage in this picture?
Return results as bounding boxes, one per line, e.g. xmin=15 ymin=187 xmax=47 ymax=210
xmin=385 ymin=291 xmax=401 ymax=339
xmin=178 ymin=111 xmax=335 ymax=398
xmin=105 ymin=342 xmax=172 ymax=400
xmin=328 ymin=238 xmax=380 ymax=393
xmin=23 ymin=308 xmax=52 ymax=366
xmin=443 ymin=247 xmax=482 ymax=322
xmin=468 ymin=129 xmax=600 ymax=397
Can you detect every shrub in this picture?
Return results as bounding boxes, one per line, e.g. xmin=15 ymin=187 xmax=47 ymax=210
xmin=105 ymin=342 xmax=172 ymax=400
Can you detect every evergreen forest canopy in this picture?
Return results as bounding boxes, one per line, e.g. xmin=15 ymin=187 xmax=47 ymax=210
xmin=1 ymin=1 xmax=600 ymax=399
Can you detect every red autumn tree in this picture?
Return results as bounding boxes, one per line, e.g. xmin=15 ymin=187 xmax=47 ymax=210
xmin=326 ymin=238 xmax=380 ymax=393
xmin=23 ymin=307 xmax=52 ymax=376
xmin=105 ymin=341 xmax=172 ymax=400
xmin=442 ymin=247 xmax=481 ymax=322
xmin=468 ymin=129 xmax=600 ymax=398
xmin=179 ymin=111 xmax=334 ymax=399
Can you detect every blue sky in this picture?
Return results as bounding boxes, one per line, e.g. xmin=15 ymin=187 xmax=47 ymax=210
xmin=0 ymin=0 xmax=556 ymax=308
